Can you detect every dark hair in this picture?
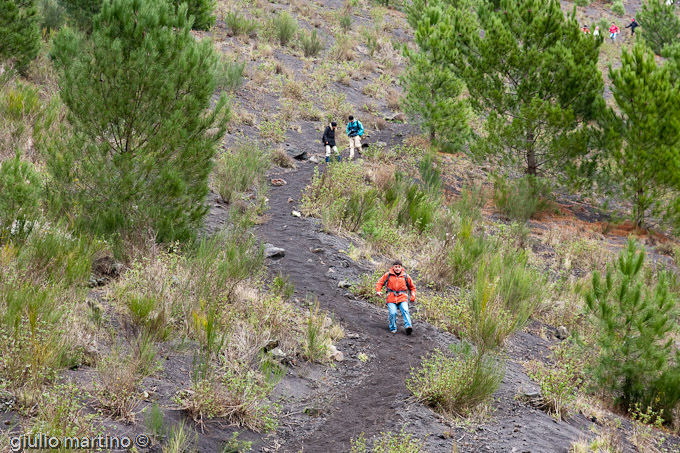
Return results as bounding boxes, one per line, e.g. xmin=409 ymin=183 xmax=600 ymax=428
xmin=331 ymin=121 xmax=337 ymax=127
xmin=348 ymin=115 xmax=354 ymax=121
xmin=392 ymin=260 xmax=402 ymax=266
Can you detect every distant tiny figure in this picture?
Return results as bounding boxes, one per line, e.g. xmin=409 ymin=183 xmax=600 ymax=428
xmin=581 ymin=24 xmax=591 ymax=34
xmin=346 ymin=115 xmax=364 ymax=161
xmin=376 ymin=260 xmax=416 ymax=335
xmin=593 ymin=25 xmax=600 ymax=37
xmin=625 ymin=18 xmax=639 ymax=35
xmin=322 ymin=121 xmax=340 ymax=162
xmin=609 ymin=22 xmax=620 ymax=41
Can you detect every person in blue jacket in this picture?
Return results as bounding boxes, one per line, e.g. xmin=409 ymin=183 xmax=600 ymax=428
xmin=346 ymin=115 xmax=363 ymax=161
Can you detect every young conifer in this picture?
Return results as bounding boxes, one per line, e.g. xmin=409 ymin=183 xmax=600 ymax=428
xmin=0 ymin=0 xmax=41 ymax=73
xmin=604 ymin=43 xmax=680 ymax=228
xmin=638 ymin=0 xmax=680 ymax=55
xmin=47 ymin=0 xmax=229 ymax=243
xmin=584 ymin=239 xmax=680 ymax=422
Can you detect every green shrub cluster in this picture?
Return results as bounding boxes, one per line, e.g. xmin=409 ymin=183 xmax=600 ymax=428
xmin=492 ymin=175 xmax=551 ymax=223
xmin=299 ymin=29 xmax=324 ymax=57
xmin=212 ymin=141 xmax=270 ymax=204
xmin=224 ymin=11 xmax=258 ymax=37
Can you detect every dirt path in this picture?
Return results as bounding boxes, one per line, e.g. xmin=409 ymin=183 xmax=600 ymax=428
xmin=255 ymin=146 xmax=452 ymax=451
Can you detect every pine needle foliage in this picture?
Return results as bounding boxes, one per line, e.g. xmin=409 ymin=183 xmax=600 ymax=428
xmin=584 ymin=239 xmax=680 ymax=423
xmin=47 ymin=0 xmax=230 ymax=243
xmin=0 ymin=0 xmax=41 ymax=73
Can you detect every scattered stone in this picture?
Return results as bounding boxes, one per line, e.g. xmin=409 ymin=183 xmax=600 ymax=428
xmin=385 ymin=113 xmax=406 ymax=122
xmin=292 ymin=210 xmax=302 ymax=217
xmin=263 ymin=340 xmax=279 ymax=352
xmin=556 ymin=325 xmax=568 ymax=340
xmin=328 ymin=345 xmax=344 ymax=362
xmin=270 ymin=347 xmax=287 ymax=362
xmin=310 ymin=247 xmax=323 ymax=253
xmin=271 ymin=178 xmax=287 ymax=186
xmin=287 ymin=149 xmax=308 ymax=160
xmin=337 ymin=280 xmax=351 ymax=288
xmin=309 ymin=155 xmax=320 ymax=163
xmin=288 ymin=197 xmax=294 ymax=203
xmin=264 ymin=245 xmax=285 ymax=258
xmin=143 ymin=391 xmax=149 ymax=399
xmin=304 ymin=406 xmax=324 ymax=417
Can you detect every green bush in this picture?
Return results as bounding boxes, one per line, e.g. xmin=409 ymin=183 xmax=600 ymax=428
xmin=446 ymin=220 xmax=495 ymax=287
xmin=212 ymin=141 xmax=270 ymax=204
xmin=493 ymin=175 xmax=551 ymax=223
xmin=407 ymin=343 xmax=504 ymax=416
xmin=272 ymin=11 xmax=297 ymax=46
xmin=638 ymin=0 xmax=680 ymax=54
xmin=48 ymin=0 xmax=229 ymax=243
xmin=612 ymin=0 xmax=625 ymax=16
xmin=584 ymin=239 xmax=680 ymax=423
xmin=224 ymin=11 xmax=258 ymax=37
xmin=299 ymin=29 xmax=324 ymax=57
xmin=0 ymin=0 xmax=41 ymax=73
xmin=0 ymin=153 xmax=41 ymax=242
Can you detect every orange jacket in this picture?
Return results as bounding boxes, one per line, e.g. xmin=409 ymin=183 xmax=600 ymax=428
xmin=376 ymin=267 xmax=416 ymax=304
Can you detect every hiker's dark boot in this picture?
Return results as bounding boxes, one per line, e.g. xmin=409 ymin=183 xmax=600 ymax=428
xmin=406 ymin=327 xmax=413 ymax=335
xmin=325 ymin=156 xmax=329 ymax=163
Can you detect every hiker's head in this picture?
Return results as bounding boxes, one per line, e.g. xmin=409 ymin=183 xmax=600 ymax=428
xmin=348 ymin=115 xmax=354 ymax=121
xmin=392 ymin=260 xmax=403 ymax=273
xmin=331 ymin=121 xmax=337 ymax=129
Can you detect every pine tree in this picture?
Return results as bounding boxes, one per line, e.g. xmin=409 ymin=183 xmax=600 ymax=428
xmin=0 ymin=0 xmax=41 ymax=73
xmin=402 ymin=5 xmax=470 ymax=152
xmin=431 ymin=0 xmax=603 ymax=177
xmin=604 ymin=43 xmax=680 ymax=228
xmin=173 ymin=0 xmax=216 ymax=30
xmin=584 ymin=239 xmax=680 ymax=421
xmin=47 ymin=0 xmax=229 ymax=243
xmin=60 ymin=0 xmax=102 ymax=32
xmin=637 ymin=0 xmax=680 ymax=55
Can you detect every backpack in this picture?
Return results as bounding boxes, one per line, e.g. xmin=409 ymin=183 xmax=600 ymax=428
xmin=384 ymin=273 xmax=409 ymax=297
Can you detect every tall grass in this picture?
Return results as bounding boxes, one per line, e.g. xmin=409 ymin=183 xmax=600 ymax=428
xmin=272 ymin=12 xmax=297 ymax=46
xmin=299 ymin=29 xmax=324 ymax=57
xmin=212 ymin=141 xmax=270 ymax=204
xmin=407 ymin=343 xmax=504 ymax=417
xmin=217 ymin=58 xmax=246 ymax=92
xmin=224 ymin=11 xmax=258 ymax=37
xmin=493 ymin=175 xmax=551 ymax=222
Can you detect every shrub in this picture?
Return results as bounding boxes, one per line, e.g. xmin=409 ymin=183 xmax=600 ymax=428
xmin=224 ymin=11 xmax=258 ymax=37
xmin=93 ymin=349 xmax=142 ymax=421
xmin=0 ymin=0 xmax=41 ymax=73
xmin=299 ymin=29 xmax=324 ymax=57
xmin=31 ymin=384 xmax=96 ymax=440
xmin=145 ymin=402 xmax=166 ymax=439
xmin=407 ymin=343 xmax=504 ymax=416
xmin=611 ymin=0 xmax=625 ymax=16
xmin=212 ymin=141 xmax=270 ymax=204
xmin=59 ymin=0 xmax=101 ymax=32
xmin=217 ymin=58 xmax=246 ymax=92
xmin=574 ymin=0 xmax=591 ymax=5
xmin=48 ymin=0 xmax=229 ymax=243
xmin=418 ymin=153 xmax=442 ymax=194
xmin=272 ymin=12 xmax=297 ymax=46
xmin=258 ymin=116 xmax=287 ymax=143
xmin=165 ymin=421 xmax=196 ymax=453
xmin=271 ymin=147 xmax=296 ymax=168
xmin=584 ymin=239 xmax=680 ymax=423
xmin=493 ymin=175 xmax=551 ymax=222
xmin=527 ymin=360 xmax=581 ymax=420
xmin=0 ymin=153 xmax=41 ymax=242
xmin=361 ymin=27 xmax=381 ymax=57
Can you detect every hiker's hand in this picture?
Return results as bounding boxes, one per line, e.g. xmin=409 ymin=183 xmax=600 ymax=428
xmin=376 ymin=291 xmax=382 ymax=296
xmin=411 ymin=298 xmax=415 ymax=302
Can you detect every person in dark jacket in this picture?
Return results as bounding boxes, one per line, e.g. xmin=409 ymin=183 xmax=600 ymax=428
xmin=625 ymin=18 xmax=639 ymax=36
xmin=322 ymin=121 xmax=340 ymax=162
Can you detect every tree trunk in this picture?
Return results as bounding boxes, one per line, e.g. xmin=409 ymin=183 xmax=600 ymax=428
xmin=635 ymin=186 xmax=645 ymax=228
xmin=526 ymin=132 xmax=537 ymax=176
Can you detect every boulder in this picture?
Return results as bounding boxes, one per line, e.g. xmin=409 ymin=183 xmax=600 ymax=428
xmin=309 ymin=155 xmax=320 ymax=163
xmin=337 ymin=280 xmax=351 ymax=288
xmin=287 ymin=149 xmax=308 ymax=160
xmin=264 ymin=245 xmax=285 ymax=258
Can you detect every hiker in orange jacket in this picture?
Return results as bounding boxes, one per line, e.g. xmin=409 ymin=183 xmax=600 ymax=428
xmin=376 ymin=260 xmax=416 ymax=335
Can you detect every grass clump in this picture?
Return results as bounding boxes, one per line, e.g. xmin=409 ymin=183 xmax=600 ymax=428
xmin=299 ymin=29 xmax=324 ymax=57
xmin=217 ymin=58 xmax=246 ymax=92
xmin=224 ymin=11 xmax=258 ymax=37
xmin=407 ymin=343 xmax=504 ymax=417
xmin=492 ymin=175 xmax=551 ymax=223
xmin=0 ymin=153 xmax=41 ymax=242
xmin=272 ymin=12 xmax=297 ymax=46
xmin=212 ymin=141 xmax=270 ymax=204
xmin=350 ymin=430 xmax=425 ymax=453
